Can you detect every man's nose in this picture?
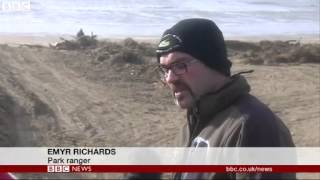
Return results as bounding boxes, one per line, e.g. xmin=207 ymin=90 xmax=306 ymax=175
xmin=165 ymin=70 xmax=179 ymax=83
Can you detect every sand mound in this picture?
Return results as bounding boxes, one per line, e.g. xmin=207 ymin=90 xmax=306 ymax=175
xmin=0 ymin=87 xmax=20 ymax=146
xmin=0 ymin=38 xmax=319 ymax=179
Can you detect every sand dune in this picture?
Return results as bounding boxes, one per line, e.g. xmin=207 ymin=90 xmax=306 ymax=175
xmin=0 ymin=38 xmax=319 ymax=179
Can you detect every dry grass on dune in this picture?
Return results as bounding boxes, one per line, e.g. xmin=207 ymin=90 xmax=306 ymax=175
xmin=227 ymin=40 xmax=320 ymax=64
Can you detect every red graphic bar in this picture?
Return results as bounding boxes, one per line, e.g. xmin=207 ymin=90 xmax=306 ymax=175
xmin=0 ymin=165 xmax=46 ymax=172
xmin=0 ymin=165 xmax=319 ymax=173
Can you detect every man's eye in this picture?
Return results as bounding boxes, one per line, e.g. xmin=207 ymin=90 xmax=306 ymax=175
xmin=174 ymin=63 xmax=186 ymax=70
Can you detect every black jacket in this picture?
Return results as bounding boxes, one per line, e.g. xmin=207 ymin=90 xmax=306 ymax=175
xmin=174 ymin=75 xmax=296 ymax=179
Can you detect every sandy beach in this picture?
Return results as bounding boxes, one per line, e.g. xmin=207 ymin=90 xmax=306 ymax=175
xmin=0 ymin=33 xmax=319 ymax=179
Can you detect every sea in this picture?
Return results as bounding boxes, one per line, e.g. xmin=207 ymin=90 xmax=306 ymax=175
xmin=0 ymin=0 xmax=319 ymax=38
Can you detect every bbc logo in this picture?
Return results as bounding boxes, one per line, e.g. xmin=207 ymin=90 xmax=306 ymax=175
xmin=47 ymin=165 xmax=70 ymax=172
xmin=0 ymin=0 xmax=31 ymax=12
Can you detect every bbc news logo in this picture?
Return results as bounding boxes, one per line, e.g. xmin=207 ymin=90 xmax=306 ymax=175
xmin=47 ymin=165 xmax=92 ymax=172
xmin=0 ymin=0 xmax=31 ymax=12
xmin=47 ymin=165 xmax=70 ymax=173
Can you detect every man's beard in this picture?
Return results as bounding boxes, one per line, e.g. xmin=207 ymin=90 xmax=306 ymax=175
xmin=171 ymin=81 xmax=196 ymax=107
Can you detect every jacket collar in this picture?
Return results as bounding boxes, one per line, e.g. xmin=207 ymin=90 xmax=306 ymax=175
xmin=190 ymin=75 xmax=251 ymax=120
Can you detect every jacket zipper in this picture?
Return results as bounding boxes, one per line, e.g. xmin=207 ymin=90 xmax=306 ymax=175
xmin=187 ymin=106 xmax=201 ymax=147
